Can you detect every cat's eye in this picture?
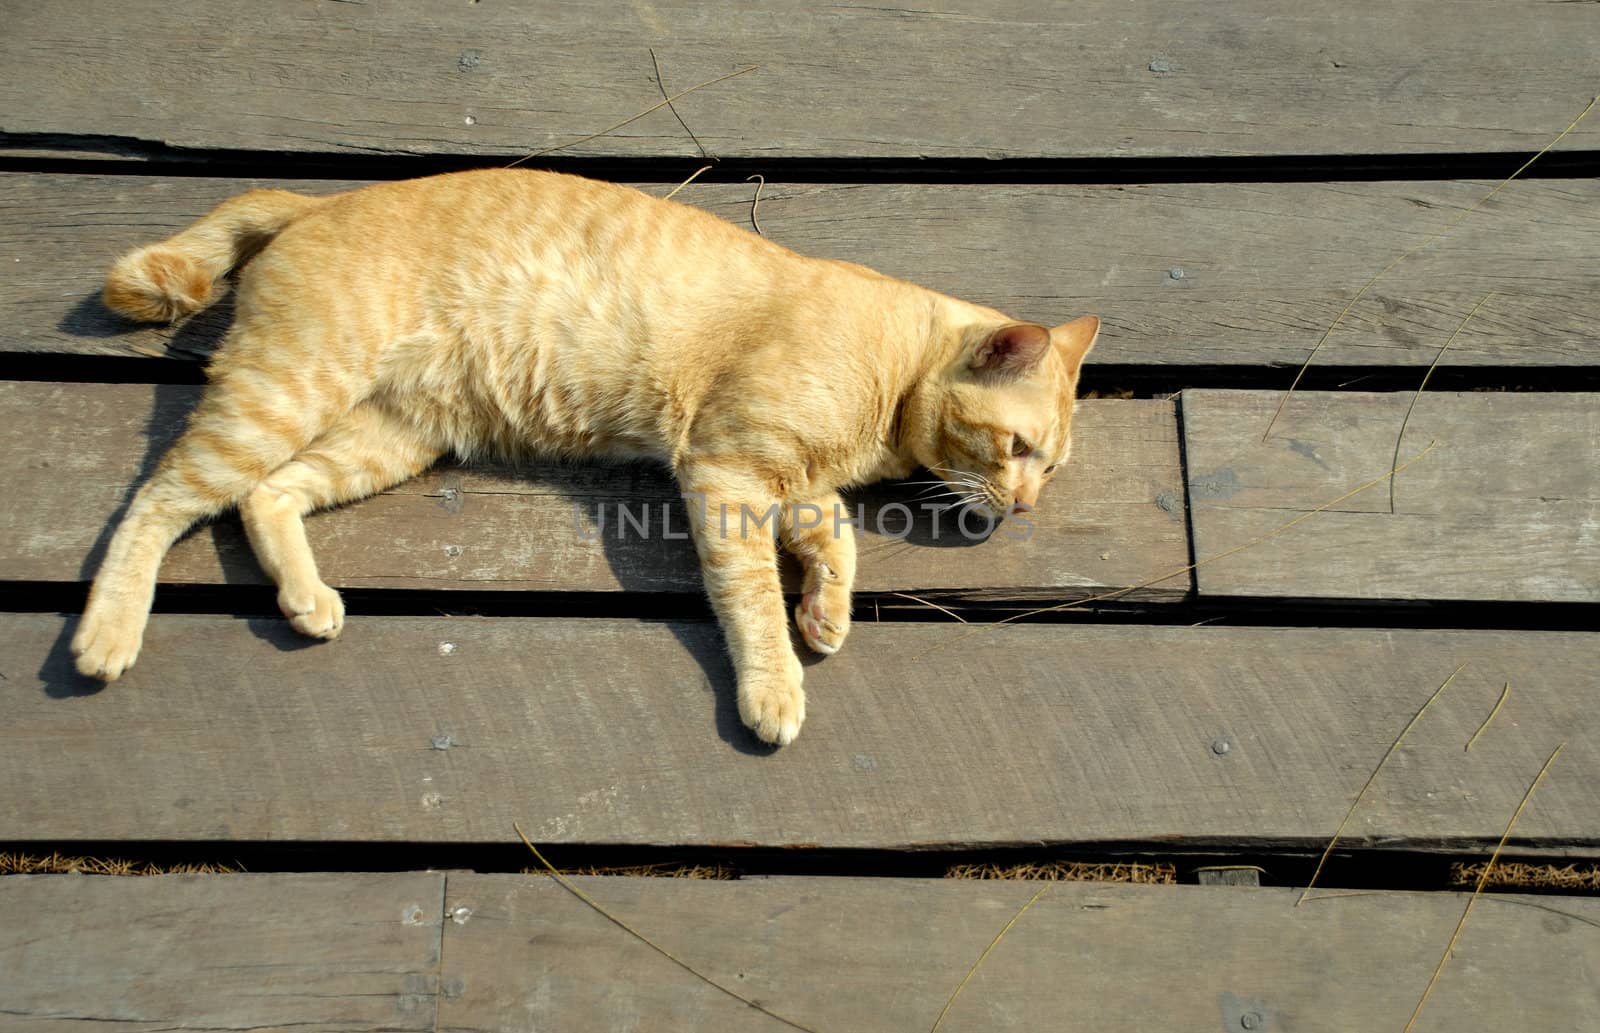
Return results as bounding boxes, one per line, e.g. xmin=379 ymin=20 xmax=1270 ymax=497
xmin=1010 ymin=437 xmax=1032 ymax=458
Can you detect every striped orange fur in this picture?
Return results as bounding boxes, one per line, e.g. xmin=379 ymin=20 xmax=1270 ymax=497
xmin=76 ymin=169 xmax=1098 ymax=745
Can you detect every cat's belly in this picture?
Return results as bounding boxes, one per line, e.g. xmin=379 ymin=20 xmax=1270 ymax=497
xmin=375 ymin=325 xmax=673 ymax=466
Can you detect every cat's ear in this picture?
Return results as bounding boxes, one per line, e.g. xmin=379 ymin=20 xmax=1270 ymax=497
xmin=971 ymin=323 xmax=1052 ymax=377
xmin=1051 ymin=314 xmax=1100 ymax=380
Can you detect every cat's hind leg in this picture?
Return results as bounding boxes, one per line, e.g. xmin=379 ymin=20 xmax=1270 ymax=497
xmin=238 ymin=402 xmax=445 ymax=640
xmin=73 ymin=381 xmax=333 ymax=681
xmin=782 ymin=492 xmax=856 ymax=656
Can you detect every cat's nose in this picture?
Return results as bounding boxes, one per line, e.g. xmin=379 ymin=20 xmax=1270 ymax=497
xmin=1010 ymin=499 xmax=1034 ymax=515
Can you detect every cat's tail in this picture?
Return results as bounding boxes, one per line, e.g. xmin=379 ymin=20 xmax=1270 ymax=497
xmin=103 ymin=188 xmax=327 ymax=322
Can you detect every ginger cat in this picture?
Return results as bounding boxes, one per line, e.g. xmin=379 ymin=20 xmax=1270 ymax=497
xmin=75 ymin=169 xmax=1097 ymax=745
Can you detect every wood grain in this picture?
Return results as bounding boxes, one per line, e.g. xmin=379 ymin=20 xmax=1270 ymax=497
xmin=0 ymin=871 xmax=445 ymax=1031
xmin=8 ymin=172 xmax=1600 ymax=369
xmin=8 ymin=873 xmax=1595 ymax=1030
xmin=0 ymin=381 xmax=1188 ymax=601
xmin=1183 ymin=390 xmax=1600 ymax=602
xmin=3 ymin=1 xmax=1596 ymax=160
xmin=4 ymin=614 xmax=1594 ymax=850
xmin=437 ymin=875 xmax=1600 ymax=1032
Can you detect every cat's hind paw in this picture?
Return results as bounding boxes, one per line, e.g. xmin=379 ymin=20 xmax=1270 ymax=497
xmin=71 ymin=605 xmax=147 ymax=682
xmin=279 ymin=581 xmax=345 ymax=640
xmin=795 ymin=561 xmax=851 ymax=656
xmin=795 ymin=590 xmax=849 ymax=655
xmin=738 ymin=661 xmax=807 ymax=746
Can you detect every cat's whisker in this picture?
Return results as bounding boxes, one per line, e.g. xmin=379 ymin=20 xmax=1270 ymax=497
xmin=933 ymin=464 xmax=998 ymax=496
xmin=933 ymin=473 xmax=987 ymax=494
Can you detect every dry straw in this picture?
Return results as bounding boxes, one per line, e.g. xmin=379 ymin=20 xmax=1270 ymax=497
xmin=514 ymin=822 xmax=821 ymax=1033
xmin=1403 ymin=743 xmax=1566 ymax=1033
xmin=1388 ymin=291 xmax=1496 ymax=512
xmin=891 ymin=591 xmax=969 ymax=623
xmin=650 ymin=48 xmax=713 ymax=161
xmin=663 ymin=165 xmax=716 ymax=201
xmin=1450 ymin=860 xmax=1600 ymax=892
xmin=506 ymin=64 xmax=758 ymax=168
xmin=1296 ymin=661 xmax=1469 ymax=907
xmin=746 ymin=174 xmax=768 ymax=236
xmin=1464 ymin=682 xmax=1511 ymax=752
xmin=0 ymin=852 xmax=238 ymax=876
xmin=947 ymin=861 xmax=1176 ymax=884
xmin=524 ymin=861 xmax=735 ymax=880
xmin=1262 ymin=93 xmax=1600 ymax=442
xmin=929 ymin=884 xmax=1050 ymax=1033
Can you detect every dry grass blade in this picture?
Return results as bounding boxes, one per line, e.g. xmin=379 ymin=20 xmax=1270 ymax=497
xmin=650 ymin=47 xmax=713 ymax=160
xmin=1296 ymin=661 xmax=1469 ymax=907
xmin=746 ymin=174 xmax=767 ymax=236
xmin=1389 ymin=291 xmax=1495 ymax=512
xmin=929 ymin=884 xmax=1050 ymax=1033
xmin=1404 ymin=742 xmax=1566 ymax=1033
xmin=890 ymin=591 xmax=969 ymax=623
xmin=1465 ymin=682 xmax=1511 ymax=752
xmin=514 ymin=822 xmax=821 ymax=1033
xmin=506 ymin=64 xmax=758 ymax=168
xmin=1261 ymin=93 xmax=1599 ymax=442
xmin=663 ymin=165 xmax=715 ymax=201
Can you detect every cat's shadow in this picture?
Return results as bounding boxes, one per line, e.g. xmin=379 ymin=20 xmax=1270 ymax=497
xmin=591 ymin=481 xmax=986 ymax=755
xmin=43 ymin=293 xmax=243 ymax=699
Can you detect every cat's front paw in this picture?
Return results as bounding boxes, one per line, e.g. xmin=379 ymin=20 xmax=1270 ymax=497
xmin=279 ymin=580 xmax=345 ymax=640
xmin=71 ymin=600 xmax=148 ymax=681
xmin=795 ymin=561 xmax=850 ymax=655
xmin=738 ymin=657 xmax=806 ymax=746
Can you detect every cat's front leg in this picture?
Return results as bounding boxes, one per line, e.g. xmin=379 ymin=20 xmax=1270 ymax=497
xmin=679 ymin=466 xmax=806 ymax=745
xmin=782 ymin=492 xmax=855 ymax=656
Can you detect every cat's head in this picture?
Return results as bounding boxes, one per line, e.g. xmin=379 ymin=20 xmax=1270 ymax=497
xmin=909 ymin=314 xmax=1099 ymax=520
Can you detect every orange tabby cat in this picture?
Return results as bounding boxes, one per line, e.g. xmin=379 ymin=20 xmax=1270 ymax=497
xmin=75 ymin=169 xmax=1097 ymax=745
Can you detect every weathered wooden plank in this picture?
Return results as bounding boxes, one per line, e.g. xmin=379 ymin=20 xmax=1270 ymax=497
xmin=1183 ymin=391 xmax=1600 ymax=602
xmin=0 ymin=381 xmax=1188 ymax=601
xmin=3 ymin=1 xmax=1596 ymax=160
xmin=9 ymin=873 xmax=1594 ymax=1030
xmin=8 ymin=173 xmax=1600 ymax=369
xmin=4 ymin=614 xmax=1594 ymax=850
xmin=0 ymin=872 xmax=445 ymax=1031
xmin=437 ymin=875 xmax=1600 ymax=1032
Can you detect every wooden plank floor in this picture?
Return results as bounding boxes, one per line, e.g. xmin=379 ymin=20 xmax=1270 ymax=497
xmin=5 ymin=872 xmax=1597 ymax=1031
xmin=6 ymin=614 xmax=1594 ymax=851
xmin=8 ymin=173 xmax=1600 ymax=370
xmin=1185 ymin=391 xmax=1600 ymax=602
xmin=2 ymin=873 xmax=444 ymax=1031
xmin=0 ymin=382 xmax=1188 ymax=601
xmin=3 ymin=2 xmax=1598 ymax=1028
xmin=4 ymin=1 xmax=1596 ymax=160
